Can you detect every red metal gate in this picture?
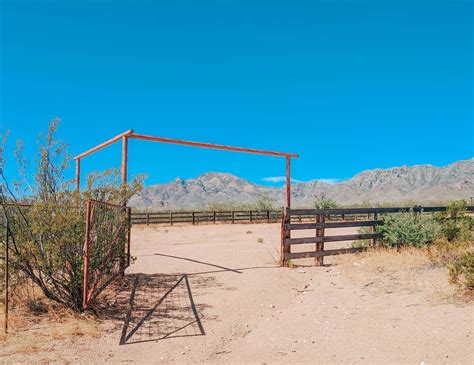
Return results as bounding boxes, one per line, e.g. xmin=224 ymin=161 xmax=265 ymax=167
xmin=83 ymin=200 xmax=131 ymax=309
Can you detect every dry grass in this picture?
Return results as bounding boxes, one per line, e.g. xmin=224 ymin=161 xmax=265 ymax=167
xmin=331 ymin=246 xmax=467 ymax=302
xmin=1 ymin=280 xmax=102 ymax=362
xmin=1 ymin=317 xmax=101 ymax=362
xmin=333 ymin=246 xmax=431 ymax=273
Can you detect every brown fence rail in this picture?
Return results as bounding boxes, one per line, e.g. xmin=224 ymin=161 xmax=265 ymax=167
xmin=281 ymin=205 xmax=474 ymax=266
xmin=131 ymin=210 xmax=282 ymax=225
xmin=132 ymin=205 xmax=474 ymax=227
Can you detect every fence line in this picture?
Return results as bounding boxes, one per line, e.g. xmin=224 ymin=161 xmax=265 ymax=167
xmin=132 ymin=205 xmax=474 ymax=227
xmin=281 ymin=205 xmax=474 ymax=266
xmin=131 ymin=210 xmax=282 ymax=225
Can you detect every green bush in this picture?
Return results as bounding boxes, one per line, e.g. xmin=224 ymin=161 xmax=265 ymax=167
xmin=448 ymin=251 xmax=474 ymax=289
xmin=313 ymin=193 xmax=338 ymax=209
xmin=378 ymin=212 xmax=441 ymax=247
xmin=352 ymin=227 xmax=372 ymax=248
xmin=206 ymin=192 xmax=276 ymax=211
xmin=0 ymin=120 xmax=143 ymax=311
xmin=434 ymin=200 xmax=473 ymax=242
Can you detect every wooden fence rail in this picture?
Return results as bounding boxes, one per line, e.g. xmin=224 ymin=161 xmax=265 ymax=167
xmin=131 ymin=210 xmax=283 ymax=225
xmin=281 ymin=205 xmax=474 ymax=266
xmin=132 ymin=205 xmax=474 ymax=227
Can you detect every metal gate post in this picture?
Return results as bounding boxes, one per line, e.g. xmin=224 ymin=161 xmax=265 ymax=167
xmin=82 ymin=201 xmax=92 ymax=310
xmin=4 ymin=218 xmax=9 ymax=334
xmin=127 ymin=207 xmax=131 ymax=268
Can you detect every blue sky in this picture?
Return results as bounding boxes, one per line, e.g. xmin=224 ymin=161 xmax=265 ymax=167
xmin=1 ymin=0 xmax=473 ymax=187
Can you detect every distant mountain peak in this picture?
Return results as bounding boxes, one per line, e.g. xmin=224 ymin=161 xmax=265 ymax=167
xmin=129 ymin=159 xmax=474 ymax=209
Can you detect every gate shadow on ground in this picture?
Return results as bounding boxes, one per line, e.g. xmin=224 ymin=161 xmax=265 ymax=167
xmin=94 ymin=254 xmax=280 ymax=345
xmin=95 ymin=273 xmax=213 ymax=345
xmin=120 ymin=274 xmax=205 ymax=345
xmin=136 ymin=252 xmax=279 ymax=275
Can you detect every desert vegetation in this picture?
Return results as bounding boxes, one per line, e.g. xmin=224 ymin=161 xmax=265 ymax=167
xmin=0 ymin=120 xmax=143 ymax=311
xmin=204 ymin=193 xmax=276 ymax=212
xmin=359 ymin=201 xmax=474 ymax=290
xmin=0 ymin=123 xmax=472 ymax=363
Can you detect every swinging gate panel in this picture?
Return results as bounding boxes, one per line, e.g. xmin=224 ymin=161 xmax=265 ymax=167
xmin=83 ymin=200 xmax=131 ymax=309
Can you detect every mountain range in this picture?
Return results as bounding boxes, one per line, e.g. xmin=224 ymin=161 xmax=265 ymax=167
xmin=129 ymin=158 xmax=474 ymax=209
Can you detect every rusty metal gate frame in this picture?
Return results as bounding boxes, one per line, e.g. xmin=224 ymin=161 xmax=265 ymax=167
xmin=73 ymin=130 xmax=299 ymax=209
xmin=2 ymin=210 xmax=9 ymax=333
xmin=83 ymin=199 xmax=131 ymax=309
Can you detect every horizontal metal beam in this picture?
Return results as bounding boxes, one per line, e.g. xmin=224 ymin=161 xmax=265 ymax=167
xmin=128 ymin=133 xmax=299 ymax=158
xmin=74 ymin=130 xmax=134 ymax=160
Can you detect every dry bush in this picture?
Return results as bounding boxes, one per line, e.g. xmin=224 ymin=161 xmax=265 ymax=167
xmin=334 ymin=246 xmax=430 ymax=273
xmin=0 ymin=120 xmax=143 ymax=311
xmin=429 ymin=238 xmax=474 ymax=289
xmin=331 ymin=246 xmax=460 ymax=300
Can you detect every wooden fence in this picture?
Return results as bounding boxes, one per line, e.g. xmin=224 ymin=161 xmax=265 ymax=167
xmin=131 ymin=210 xmax=282 ymax=225
xmin=281 ymin=206 xmax=474 ymax=266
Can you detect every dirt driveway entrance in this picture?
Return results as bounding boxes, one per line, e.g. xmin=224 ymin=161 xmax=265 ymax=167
xmin=2 ymin=223 xmax=473 ymax=364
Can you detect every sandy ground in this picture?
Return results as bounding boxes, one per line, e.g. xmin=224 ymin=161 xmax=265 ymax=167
xmin=2 ymin=223 xmax=473 ymax=364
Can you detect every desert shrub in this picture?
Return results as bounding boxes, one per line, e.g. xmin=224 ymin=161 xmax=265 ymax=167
xmin=434 ymin=200 xmax=473 ymax=242
xmin=0 ymin=120 xmax=143 ymax=311
xmin=352 ymin=227 xmax=372 ymax=248
xmin=206 ymin=192 xmax=276 ymax=211
xmin=448 ymin=251 xmax=474 ymax=289
xmin=429 ymin=236 xmax=471 ymax=267
xmin=313 ymin=193 xmax=338 ymax=209
xmin=378 ymin=211 xmax=441 ymax=247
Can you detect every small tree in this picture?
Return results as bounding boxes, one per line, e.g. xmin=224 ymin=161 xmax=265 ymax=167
xmin=254 ymin=192 xmax=275 ymax=210
xmin=313 ymin=192 xmax=338 ymax=209
xmin=434 ymin=200 xmax=473 ymax=242
xmin=0 ymin=120 xmax=143 ymax=311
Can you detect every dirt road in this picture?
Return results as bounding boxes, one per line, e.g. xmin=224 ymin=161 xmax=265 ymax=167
xmin=2 ymin=223 xmax=473 ymax=364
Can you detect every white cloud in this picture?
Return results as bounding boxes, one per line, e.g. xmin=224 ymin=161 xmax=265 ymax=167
xmin=261 ymin=176 xmax=302 ymax=183
xmin=262 ymin=176 xmax=344 ymax=184
xmin=315 ymin=178 xmax=343 ymax=184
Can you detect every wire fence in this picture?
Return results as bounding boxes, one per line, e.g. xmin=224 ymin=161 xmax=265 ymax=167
xmin=83 ymin=200 xmax=131 ymax=309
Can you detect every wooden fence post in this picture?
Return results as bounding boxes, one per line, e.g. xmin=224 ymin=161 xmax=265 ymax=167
xmin=170 ymin=212 xmax=173 ymax=226
xmin=146 ymin=213 xmax=150 ymax=226
xmin=192 ymin=212 xmax=195 ymax=225
xmin=267 ymin=210 xmax=270 ymax=223
xmin=213 ymin=211 xmax=216 ymax=224
xmin=231 ymin=211 xmax=235 ymax=224
xmin=280 ymin=207 xmax=291 ymax=266
xmin=372 ymin=212 xmax=378 ymax=246
xmin=316 ymin=213 xmax=325 ymax=266
xmin=249 ymin=210 xmax=253 ymax=223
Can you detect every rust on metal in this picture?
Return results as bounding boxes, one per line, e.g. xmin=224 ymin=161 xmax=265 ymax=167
xmin=285 ymin=156 xmax=291 ymax=208
xmin=75 ymin=159 xmax=81 ymax=192
xmin=128 ymin=133 xmax=298 ymax=158
xmin=74 ymin=130 xmax=134 ymax=160
xmin=74 ymin=130 xmax=298 ymax=208
xmin=82 ymin=200 xmax=92 ymax=310
xmin=82 ymin=200 xmax=132 ymax=309
xmin=121 ymin=136 xmax=128 ymax=187
xmin=3 ymin=219 xmax=9 ymax=334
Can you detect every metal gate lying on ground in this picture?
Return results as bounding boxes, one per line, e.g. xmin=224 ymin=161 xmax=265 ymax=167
xmin=83 ymin=200 xmax=131 ymax=309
